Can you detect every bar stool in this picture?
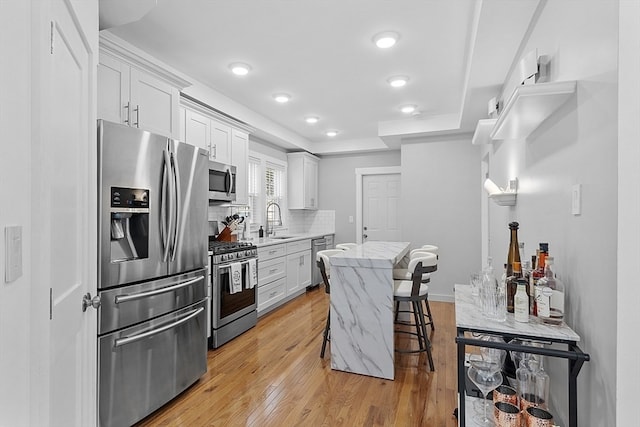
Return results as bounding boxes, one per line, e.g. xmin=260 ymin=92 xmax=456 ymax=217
xmin=317 ymin=249 xmax=344 ymax=358
xmin=393 ymin=253 xmax=438 ymax=371
xmin=335 ymin=243 xmax=357 ymax=250
xmin=393 ymin=246 xmax=438 ymax=331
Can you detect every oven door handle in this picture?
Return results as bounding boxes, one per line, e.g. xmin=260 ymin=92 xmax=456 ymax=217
xmin=216 ymin=260 xmax=250 ymax=270
xmin=114 ymin=306 xmax=204 ymax=348
xmin=114 ymin=276 xmax=204 ymax=304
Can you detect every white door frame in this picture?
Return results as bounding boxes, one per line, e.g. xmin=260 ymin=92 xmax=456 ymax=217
xmin=355 ymin=166 xmax=402 ymax=244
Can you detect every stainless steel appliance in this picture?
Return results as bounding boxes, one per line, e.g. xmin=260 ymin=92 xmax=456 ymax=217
xmin=97 ymin=120 xmax=208 ymax=427
xmin=209 ymin=160 xmax=236 ymax=202
xmin=310 ymin=237 xmax=327 ymax=289
xmin=209 ymin=240 xmax=258 ymax=348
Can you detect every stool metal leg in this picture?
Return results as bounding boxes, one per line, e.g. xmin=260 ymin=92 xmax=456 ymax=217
xmin=320 ymin=307 xmax=330 ymax=358
xmin=424 ymin=297 xmax=435 ymax=331
xmin=417 ymin=300 xmax=435 ymax=371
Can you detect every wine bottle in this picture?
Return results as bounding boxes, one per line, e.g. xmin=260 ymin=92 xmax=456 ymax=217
xmin=507 ymin=261 xmax=522 ymax=313
xmin=505 ymin=222 xmax=521 ymax=313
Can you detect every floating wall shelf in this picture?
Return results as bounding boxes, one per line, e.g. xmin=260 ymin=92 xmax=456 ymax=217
xmin=490 ymin=80 xmax=577 ymax=140
xmin=489 ymin=192 xmax=517 ymax=206
xmin=471 ymin=119 xmax=498 ymax=145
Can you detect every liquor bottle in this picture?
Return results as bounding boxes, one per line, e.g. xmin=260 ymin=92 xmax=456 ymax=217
xmin=528 ymin=255 xmax=537 ymax=314
xmin=514 ymin=279 xmax=530 ymax=322
xmin=537 ymin=256 xmax=565 ymax=324
xmin=506 ymin=222 xmax=522 ymax=277
xmin=532 ymin=243 xmax=548 ymax=316
xmin=505 ymin=222 xmax=521 ymax=313
xmin=507 ymin=261 xmax=522 ymax=313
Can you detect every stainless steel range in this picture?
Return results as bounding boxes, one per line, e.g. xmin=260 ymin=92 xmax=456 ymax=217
xmin=209 ymin=240 xmax=258 ymax=348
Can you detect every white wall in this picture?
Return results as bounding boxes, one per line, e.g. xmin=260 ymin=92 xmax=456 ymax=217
xmin=485 ymin=1 xmax=618 ymax=425
xmin=0 ymin=1 xmax=32 ymax=424
xmin=616 ymin=1 xmax=640 ymax=425
xmin=317 ymin=151 xmax=401 ymax=244
xmin=401 ymin=137 xmax=481 ymax=302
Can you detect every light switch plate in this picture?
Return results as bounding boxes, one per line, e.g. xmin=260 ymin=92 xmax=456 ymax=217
xmin=5 ymin=225 xmax=23 ymax=283
xmin=571 ymin=184 xmax=582 ymax=216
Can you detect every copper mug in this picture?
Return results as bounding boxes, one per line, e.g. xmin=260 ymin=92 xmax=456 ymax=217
xmin=493 ymin=401 xmax=521 ymax=427
xmin=493 ymin=384 xmax=518 ymax=407
xmin=525 ymin=406 xmax=554 ymax=427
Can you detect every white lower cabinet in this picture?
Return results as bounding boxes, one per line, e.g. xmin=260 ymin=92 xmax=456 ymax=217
xmin=257 ymin=244 xmax=287 ymax=314
xmin=286 ymin=240 xmax=312 ymax=295
xmin=257 ymin=239 xmax=312 ymax=316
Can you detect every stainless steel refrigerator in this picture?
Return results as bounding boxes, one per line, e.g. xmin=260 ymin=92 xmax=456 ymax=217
xmin=97 ymin=120 xmax=208 ymax=427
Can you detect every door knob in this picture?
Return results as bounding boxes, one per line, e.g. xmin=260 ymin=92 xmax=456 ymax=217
xmin=364 ymin=226 xmax=368 ymax=230
xmin=82 ymin=293 xmax=101 ymax=312
xmin=363 ymin=234 xmax=368 ymax=239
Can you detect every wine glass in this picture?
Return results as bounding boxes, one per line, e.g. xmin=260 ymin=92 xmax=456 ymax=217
xmin=467 ymin=357 xmax=503 ymax=425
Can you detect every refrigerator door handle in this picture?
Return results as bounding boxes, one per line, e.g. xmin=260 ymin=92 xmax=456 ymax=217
xmin=114 ymin=275 xmax=205 ymax=304
xmin=113 ymin=307 xmax=204 ymax=348
xmin=160 ymin=149 xmax=171 ymax=262
xmin=170 ymin=150 xmax=181 ymax=262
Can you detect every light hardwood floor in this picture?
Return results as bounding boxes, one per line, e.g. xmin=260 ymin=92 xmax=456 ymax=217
xmin=136 ymin=286 xmax=459 ymax=427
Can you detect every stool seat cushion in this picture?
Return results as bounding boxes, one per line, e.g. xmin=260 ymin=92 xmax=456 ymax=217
xmin=394 ymin=280 xmax=429 ymax=297
xmin=392 ymin=268 xmax=431 ymax=281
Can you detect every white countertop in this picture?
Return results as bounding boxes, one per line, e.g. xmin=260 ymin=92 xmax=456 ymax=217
xmin=330 ymin=241 xmax=410 ymax=268
xmin=454 ymin=284 xmax=581 ymax=342
xmin=251 ymin=232 xmax=334 ymax=248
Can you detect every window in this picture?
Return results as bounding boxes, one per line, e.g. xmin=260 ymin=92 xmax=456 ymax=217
xmin=247 ymin=156 xmax=262 ymax=226
xmin=246 ymin=153 xmax=287 ymax=230
xmin=265 ymin=161 xmax=285 ymax=230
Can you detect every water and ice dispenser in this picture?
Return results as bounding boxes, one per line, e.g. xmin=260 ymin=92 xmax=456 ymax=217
xmin=110 ymin=187 xmax=149 ymax=262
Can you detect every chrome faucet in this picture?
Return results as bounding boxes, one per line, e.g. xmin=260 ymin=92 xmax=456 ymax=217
xmin=265 ymin=201 xmax=282 ymax=236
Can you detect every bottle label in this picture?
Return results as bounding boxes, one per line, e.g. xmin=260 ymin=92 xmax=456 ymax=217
xmin=536 ymin=286 xmax=552 ymax=318
xmin=515 ymin=293 xmax=529 ymax=322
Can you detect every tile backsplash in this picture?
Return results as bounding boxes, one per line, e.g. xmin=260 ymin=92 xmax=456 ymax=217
xmin=287 ymin=210 xmax=335 ymax=235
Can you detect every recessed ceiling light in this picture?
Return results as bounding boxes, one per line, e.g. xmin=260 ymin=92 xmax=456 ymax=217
xmin=229 ymin=62 xmax=251 ymax=76
xmin=305 ymin=116 xmax=319 ymax=124
xmin=400 ymin=104 xmax=417 ymax=114
xmin=388 ymin=76 xmax=409 ymax=88
xmin=325 ymin=130 xmax=339 ymax=137
xmin=373 ymin=31 xmax=400 ymax=49
xmin=273 ymin=93 xmax=291 ymax=103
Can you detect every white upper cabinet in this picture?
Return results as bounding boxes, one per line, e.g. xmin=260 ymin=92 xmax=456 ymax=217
xmin=97 ymin=33 xmax=190 ymax=139
xmin=180 ymin=96 xmax=254 ymax=205
xmin=184 ymin=108 xmax=210 ymax=153
xmin=210 ymin=120 xmax=232 ymax=164
xmin=287 ymin=152 xmax=319 ymax=210
xmin=231 ymin=129 xmax=249 ymax=206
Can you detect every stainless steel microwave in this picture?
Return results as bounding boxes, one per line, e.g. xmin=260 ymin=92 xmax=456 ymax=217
xmin=209 ymin=161 xmax=236 ymax=202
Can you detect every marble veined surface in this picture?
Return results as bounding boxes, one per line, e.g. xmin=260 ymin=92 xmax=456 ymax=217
xmin=330 ymin=241 xmax=410 ymax=268
xmin=329 ymin=241 xmax=410 ymax=380
xmin=454 ymin=284 xmax=580 ymax=342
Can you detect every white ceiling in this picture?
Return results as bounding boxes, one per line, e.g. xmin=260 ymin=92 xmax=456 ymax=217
xmin=103 ymin=0 xmax=541 ymax=154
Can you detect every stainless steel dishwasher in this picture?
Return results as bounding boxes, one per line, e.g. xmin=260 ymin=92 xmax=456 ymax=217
xmin=309 ymin=237 xmax=327 ymax=289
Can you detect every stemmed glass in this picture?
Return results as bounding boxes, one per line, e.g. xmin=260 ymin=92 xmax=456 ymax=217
xmin=467 ymin=355 xmax=503 ymax=426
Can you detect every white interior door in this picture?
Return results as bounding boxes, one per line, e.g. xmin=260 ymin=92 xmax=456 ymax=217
xmin=362 ymin=173 xmax=401 ymax=242
xmin=38 ymin=1 xmax=97 ymax=425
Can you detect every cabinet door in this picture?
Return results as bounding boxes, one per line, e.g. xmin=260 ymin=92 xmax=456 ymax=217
xmin=210 ymin=120 xmax=231 ymax=163
xmin=299 ymin=250 xmax=312 ymax=288
xmin=184 ymin=109 xmax=211 ymax=154
xmin=232 ymin=129 xmax=248 ymax=205
xmin=178 ymin=106 xmax=186 ymax=142
xmin=129 ymin=68 xmax=179 ymax=138
xmin=286 ymin=250 xmax=312 ymax=295
xmin=304 ymin=157 xmax=318 ymax=209
xmin=97 ymin=53 xmax=130 ymax=125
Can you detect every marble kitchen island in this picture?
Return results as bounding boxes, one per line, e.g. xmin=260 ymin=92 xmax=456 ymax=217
xmin=329 ymin=241 xmax=410 ymax=380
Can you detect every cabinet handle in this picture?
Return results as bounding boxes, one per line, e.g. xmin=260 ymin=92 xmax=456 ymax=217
xmin=124 ymin=102 xmax=131 ymax=125
xmin=134 ymin=105 xmax=140 ymax=128
xmin=300 ymin=255 xmax=304 ymax=266
xmin=269 ymin=268 xmax=277 ymax=274
xmin=212 ymin=144 xmax=217 ymax=159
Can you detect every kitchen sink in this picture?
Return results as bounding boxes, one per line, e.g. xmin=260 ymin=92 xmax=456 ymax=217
xmin=269 ymin=236 xmax=294 ymax=240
